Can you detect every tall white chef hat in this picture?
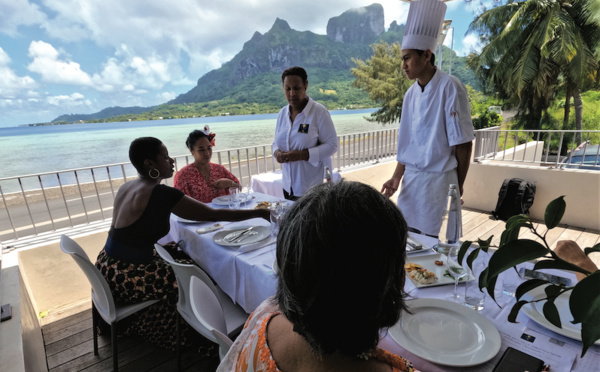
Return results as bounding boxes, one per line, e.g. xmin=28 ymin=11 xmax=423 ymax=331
xmin=401 ymin=0 xmax=447 ymax=52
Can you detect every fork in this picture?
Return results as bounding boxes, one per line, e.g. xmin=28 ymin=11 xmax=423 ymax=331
xmin=226 ymin=227 xmax=254 ymax=242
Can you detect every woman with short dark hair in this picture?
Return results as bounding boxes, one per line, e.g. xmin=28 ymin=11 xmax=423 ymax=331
xmin=96 ymin=137 xmax=268 ymax=349
xmin=219 ymin=181 xmax=414 ymax=371
xmin=272 ymin=66 xmax=338 ymax=201
xmin=174 ymin=127 xmax=240 ymax=203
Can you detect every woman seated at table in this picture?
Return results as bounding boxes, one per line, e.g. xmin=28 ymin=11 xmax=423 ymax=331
xmin=174 ymin=126 xmax=240 ymax=203
xmin=273 ymin=66 xmax=338 ymax=201
xmin=219 ymin=181 xmax=415 ymax=371
xmin=95 ymin=137 xmax=268 ymax=350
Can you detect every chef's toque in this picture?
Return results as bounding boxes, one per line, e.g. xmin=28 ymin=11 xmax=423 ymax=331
xmin=401 ymin=0 xmax=447 ymax=52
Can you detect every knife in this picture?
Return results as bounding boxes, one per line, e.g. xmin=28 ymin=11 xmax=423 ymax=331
xmin=224 ymin=227 xmax=253 ymax=242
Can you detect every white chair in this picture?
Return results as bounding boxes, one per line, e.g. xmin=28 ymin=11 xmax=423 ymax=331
xmin=190 ymin=275 xmax=235 ymax=360
xmin=60 ymin=235 xmax=159 ymax=372
xmin=154 ymin=244 xmax=248 ymax=366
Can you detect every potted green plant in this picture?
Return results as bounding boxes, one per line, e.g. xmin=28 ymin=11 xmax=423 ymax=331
xmin=458 ymin=196 xmax=600 ymax=356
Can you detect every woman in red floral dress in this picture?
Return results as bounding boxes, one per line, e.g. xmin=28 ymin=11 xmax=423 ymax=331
xmin=174 ymin=127 xmax=240 ymax=203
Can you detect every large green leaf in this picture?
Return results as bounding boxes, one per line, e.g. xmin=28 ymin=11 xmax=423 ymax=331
xmin=569 ymin=271 xmax=600 ymax=324
xmin=487 ymin=240 xmax=549 ymax=280
xmin=534 ymin=259 xmax=590 ymax=276
xmin=584 ymin=243 xmax=600 ymax=256
xmin=508 ymin=300 xmax=529 ymax=323
xmin=544 ymin=196 xmax=566 ymax=229
xmin=466 ymin=249 xmax=482 ymax=271
xmin=515 ymin=279 xmax=549 ymax=300
xmin=543 ymin=300 xmax=562 ymax=328
xmin=458 ymin=241 xmax=473 ymax=266
xmin=477 ymin=236 xmax=493 ymax=252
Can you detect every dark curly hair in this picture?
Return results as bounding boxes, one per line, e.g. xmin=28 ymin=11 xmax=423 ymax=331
xmin=129 ymin=137 xmax=163 ymax=175
xmin=275 ymin=181 xmax=409 ymax=356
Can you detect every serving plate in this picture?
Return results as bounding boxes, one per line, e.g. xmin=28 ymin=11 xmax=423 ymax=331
xmin=213 ymin=225 xmax=270 ymax=247
xmin=389 ymin=298 xmax=501 ymax=366
xmin=212 ymin=193 xmax=252 ymax=206
xmin=405 ymin=253 xmax=475 ymax=288
xmin=521 ymin=285 xmax=600 ymax=345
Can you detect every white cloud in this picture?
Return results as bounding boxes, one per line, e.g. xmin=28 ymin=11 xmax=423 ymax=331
xmin=46 ymin=92 xmax=91 ymax=107
xmin=0 ymin=47 xmax=37 ymax=100
xmin=158 ymin=91 xmax=176 ymax=101
xmin=27 ymin=40 xmax=94 ymax=85
xmin=0 ymin=0 xmax=46 ymax=36
xmin=459 ymin=33 xmax=482 ymax=56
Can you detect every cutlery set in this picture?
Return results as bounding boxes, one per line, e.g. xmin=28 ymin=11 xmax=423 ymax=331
xmin=223 ymin=227 xmax=258 ymax=243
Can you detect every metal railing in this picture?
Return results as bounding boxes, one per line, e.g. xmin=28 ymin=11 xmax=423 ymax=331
xmin=473 ymin=128 xmax=600 ymax=168
xmin=0 ymin=128 xmax=398 ymax=244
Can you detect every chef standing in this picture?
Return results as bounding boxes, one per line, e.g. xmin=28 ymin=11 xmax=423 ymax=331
xmin=381 ymin=0 xmax=474 ymax=237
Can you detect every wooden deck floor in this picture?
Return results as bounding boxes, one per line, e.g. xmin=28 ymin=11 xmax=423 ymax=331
xmin=42 ymin=310 xmax=220 ymax=371
xmin=42 ymin=209 xmax=600 ymax=371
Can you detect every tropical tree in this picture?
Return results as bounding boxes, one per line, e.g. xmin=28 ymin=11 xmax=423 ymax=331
xmin=468 ymin=0 xmax=600 ymax=131
xmin=351 ymin=42 xmax=412 ymax=124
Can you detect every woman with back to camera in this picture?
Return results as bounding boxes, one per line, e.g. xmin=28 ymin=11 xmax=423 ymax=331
xmin=95 ymin=137 xmax=268 ymax=349
xmin=175 ymin=126 xmax=240 ymax=203
xmin=218 ymin=181 xmax=415 ymax=371
xmin=273 ymin=66 xmax=338 ymax=201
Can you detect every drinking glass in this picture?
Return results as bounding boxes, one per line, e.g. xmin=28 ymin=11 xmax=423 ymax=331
xmin=241 ymin=184 xmax=253 ymax=204
xmin=464 ymin=256 xmax=486 ymax=311
xmin=228 ymin=187 xmax=241 ymax=209
xmin=445 ymin=246 xmax=468 ymax=303
xmin=269 ymin=201 xmax=288 ymax=237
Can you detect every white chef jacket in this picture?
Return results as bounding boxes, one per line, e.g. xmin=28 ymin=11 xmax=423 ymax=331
xmin=272 ymin=97 xmax=338 ymax=196
xmin=396 ymin=69 xmax=474 ymax=236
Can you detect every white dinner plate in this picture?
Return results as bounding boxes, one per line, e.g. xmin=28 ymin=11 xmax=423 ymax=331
xmin=405 ymin=253 xmax=475 ymax=289
xmin=213 ymin=225 xmax=270 ymax=247
xmin=211 ymin=193 xmax=253 ymax=206
xmin=521 ymin=286 xmax=600 ymax=345
xmin=389 ymin=298 xmax=501 ymax=366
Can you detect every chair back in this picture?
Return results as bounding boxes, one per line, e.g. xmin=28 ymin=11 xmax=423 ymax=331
xmin=154 ymin=244 xmax=222 ymax=315
xmin=60 ymin=235 xmax=117 ymax=322
xmin=190 ymin=275 xmax=232 ymax=355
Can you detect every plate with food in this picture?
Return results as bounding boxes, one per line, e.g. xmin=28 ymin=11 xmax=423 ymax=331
xmin=254 ymin=201 xmax=272 ymax=210
xmin=213 ymin=225 xmax=270 ymax=247
xmin=212 ymin=193 xmax=253 ymax=206
xmin=404 ymin=253 xmax=475 ymax=288
xmin=389 ymin=298 xmax=501 ymax=366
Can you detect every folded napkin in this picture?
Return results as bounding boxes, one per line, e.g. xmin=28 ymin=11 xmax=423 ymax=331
xmin=239 ymin=236 xmax=276 ymax=253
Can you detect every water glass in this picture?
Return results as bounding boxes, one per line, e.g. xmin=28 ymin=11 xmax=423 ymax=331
xmin=465 ymin=270 xmax=485 ymax=311
xmin=228 ymin=187 xmax=241 ymax=209
xmin=270 ymin=205 xmax=281 ymax=237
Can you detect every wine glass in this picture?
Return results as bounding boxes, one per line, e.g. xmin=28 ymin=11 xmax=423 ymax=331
xmin=228 ymin=187 xmax=241 ymax=209
xmin=445 ymin=245 xmax=468 ymax=303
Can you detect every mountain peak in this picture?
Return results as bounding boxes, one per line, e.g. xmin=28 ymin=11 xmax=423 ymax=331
xmin=270 ymin=18 xmax=291 ymax=32
xmin=327 ymin=3 xmax=384 ymax=43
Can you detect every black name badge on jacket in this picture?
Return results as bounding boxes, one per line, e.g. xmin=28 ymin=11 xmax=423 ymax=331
xmin=298 ymin=124 xmax=309 ymax=133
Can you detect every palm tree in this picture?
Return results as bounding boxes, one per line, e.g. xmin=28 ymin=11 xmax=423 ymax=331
xmin=468 ymin=0 xmax=599 ymax=131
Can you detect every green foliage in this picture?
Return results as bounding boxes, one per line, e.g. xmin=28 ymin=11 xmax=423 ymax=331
xmin=472 ymin=110 xmax=503 ymax=129
xmin=468 ymin=0 xmax=600 ymax=129
xmin=351 ymin=42 xmax=411 ymax=124
xmin=459 ymin=196 xmax=600 ymax=356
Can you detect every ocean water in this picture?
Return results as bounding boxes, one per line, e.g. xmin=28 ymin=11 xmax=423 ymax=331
xmin=0 ymin=108 xmax=386 ymax=179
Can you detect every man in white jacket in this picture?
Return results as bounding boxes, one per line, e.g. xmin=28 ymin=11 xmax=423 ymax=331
xmin=381 ymin=0 xmax=474 ymax=237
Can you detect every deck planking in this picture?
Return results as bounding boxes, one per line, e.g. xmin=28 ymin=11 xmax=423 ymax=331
xmin=41 ymin=209 xmax=599 ymax=371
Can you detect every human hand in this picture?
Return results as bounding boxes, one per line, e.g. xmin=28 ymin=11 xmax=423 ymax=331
xmin=381 ymin=179 xmax=399 ymax=198
xmin=275 ymin=150 xmax=286 ymax=164
xmin=212 ymin=179 xmax=239 ymax=190
xmin=555 ymin=240 xmax=598 ymax=281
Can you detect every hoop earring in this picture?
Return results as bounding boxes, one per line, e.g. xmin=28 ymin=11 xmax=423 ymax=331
xmin=148 ymin=168 xmax=160 ymax=179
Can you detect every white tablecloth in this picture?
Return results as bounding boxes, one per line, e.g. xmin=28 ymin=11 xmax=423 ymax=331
xmin=169 ymin=209 xmax=599 ymax=371
xmin=167 ymin=192 xmax=281 ymax=313
xmin=251 ymin=170 xmax=341 ymax=199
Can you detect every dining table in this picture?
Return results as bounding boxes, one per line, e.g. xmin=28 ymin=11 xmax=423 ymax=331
xmin=166 ymin=198 xmax=600 ymax=371
xmin=166 ymin=192 xmax=282 ymax=313
xmin=250 ymin=170 xmax=341 ymax=199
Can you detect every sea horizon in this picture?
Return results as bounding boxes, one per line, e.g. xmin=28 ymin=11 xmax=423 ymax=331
xmin=0 ymin=108 xmax=386 ymax=180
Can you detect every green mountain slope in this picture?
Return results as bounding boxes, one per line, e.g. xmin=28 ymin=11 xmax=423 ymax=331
xmin=52 ymin=4 xmax=478 ymax=123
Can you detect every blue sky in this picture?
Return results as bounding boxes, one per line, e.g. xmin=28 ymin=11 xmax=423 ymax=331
xmin=0 ymin=0 xmax=496 ymax=128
